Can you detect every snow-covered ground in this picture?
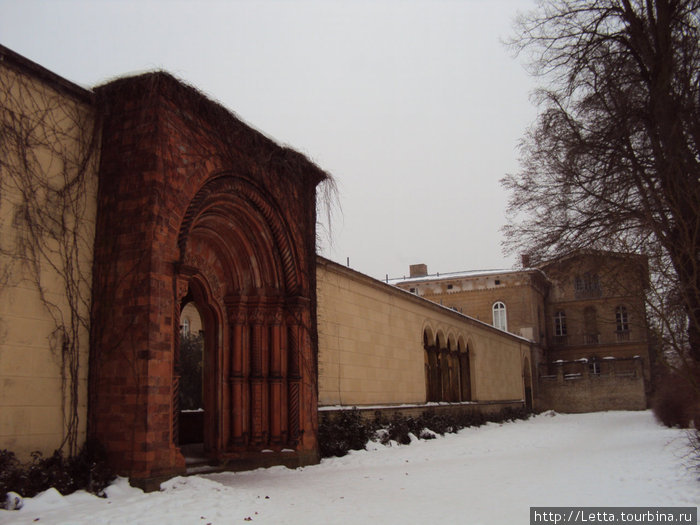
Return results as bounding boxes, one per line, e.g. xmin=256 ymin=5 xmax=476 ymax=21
xmin=2 ymin=410 xmax=698 ymax=525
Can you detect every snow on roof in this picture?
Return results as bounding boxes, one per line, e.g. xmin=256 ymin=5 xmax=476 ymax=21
xmin=387 ymin=268 xmax=535 ymax=285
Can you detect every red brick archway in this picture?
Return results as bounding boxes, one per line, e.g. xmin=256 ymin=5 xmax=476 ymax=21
xmin=89 ymin=72 xmax=325 ymax=485
xmin=173 ymin=175 xmax=309 ymax=458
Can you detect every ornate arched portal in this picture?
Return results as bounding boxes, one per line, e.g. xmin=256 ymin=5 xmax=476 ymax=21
xmin=174 ymin=176 xmax=307 ymax=458
xmin=90 ymin=72 xmax=326 ymax=485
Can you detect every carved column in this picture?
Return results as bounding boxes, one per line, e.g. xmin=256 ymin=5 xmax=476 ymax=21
xmin=225 ymin=297 xmax=249 ymax=448
xmin=285 ymin=311 xmax=302 ymax=447
xmin=249 ymin=303 xmax=268 ymax=447
xmin=268 ymin=305 xmax=286 ymax=446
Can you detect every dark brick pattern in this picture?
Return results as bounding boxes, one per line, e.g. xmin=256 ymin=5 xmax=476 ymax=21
xmin=89 ymin=73 xmax=324 ymax=482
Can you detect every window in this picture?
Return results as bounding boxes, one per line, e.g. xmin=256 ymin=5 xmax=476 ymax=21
xmin=574 ymin=272 xmax=601 ymax=298
xmin=554 ymin=311 xmax=567 ymax=336
xmin=616 ymin=306 xmax=630 ymax=341
xmin=583 ymin=306 xmax=599 ymax=344
xmin=616 ymin=306 xmax=629 ymax=331
xmin=492 ymin=302 xmax=507 ymax=331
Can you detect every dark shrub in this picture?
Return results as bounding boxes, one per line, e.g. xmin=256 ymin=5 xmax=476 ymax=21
xmin=688 ymin=429 xmax=700 ymax=474
xmin=652 ymin=369 xmax=700 ymax=428
xmin=317 ymin=406 xmax=532 ymax=458
xmin=0 ymin=450 xmax=23 ymax=504
xmin=456 ymin=410 xmax=487 ymax=428
xmin=0 ymin=441 xmax=115 ymax=509
xmin=382 ymin=414 xmax=414 ymax=445
xmin=494 ymin=406 xmax=531 ymax=423
xmin=318 ymin=409 xmax=373 ymax=458
xmin=67 ymin=439 xmax=115 ymax=496
xmin=417 ymin=411 xmax=457 ymax=435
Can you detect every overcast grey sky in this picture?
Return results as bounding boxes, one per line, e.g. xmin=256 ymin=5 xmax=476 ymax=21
xmin=0 ymin=0 xmax=539 ymax=280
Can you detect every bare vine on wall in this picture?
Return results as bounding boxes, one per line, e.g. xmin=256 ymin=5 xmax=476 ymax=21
xmin=0 ymin=64 xmax=99 ymax=456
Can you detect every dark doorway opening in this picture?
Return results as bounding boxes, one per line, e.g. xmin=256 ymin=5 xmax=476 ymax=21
xmin=178 ymin=299 xmax=205 ymax=462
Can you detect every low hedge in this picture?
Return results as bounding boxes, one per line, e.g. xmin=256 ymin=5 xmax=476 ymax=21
xmin=0 ymin=440 xmax=115 ymax=509
xmin=318 ymin=406 xmax=531 ymax=458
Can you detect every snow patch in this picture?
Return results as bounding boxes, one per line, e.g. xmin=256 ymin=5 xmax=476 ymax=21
xmin=19 ymin=488 xmax=68 ymax=513
xmin=103 ymin=476 xmax=143 ymax=499
xmin=161 ymin=476 xmax=225 ymax=493
xmin=4 ymin=492 xmax=22 ymax=511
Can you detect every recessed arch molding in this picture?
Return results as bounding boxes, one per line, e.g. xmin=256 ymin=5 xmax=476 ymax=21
xmin=89 ymin=71 xmax=327 ymax=486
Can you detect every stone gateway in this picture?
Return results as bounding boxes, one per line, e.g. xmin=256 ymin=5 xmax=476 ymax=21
xmin=88 ymin=73 xmax=327 ymax=483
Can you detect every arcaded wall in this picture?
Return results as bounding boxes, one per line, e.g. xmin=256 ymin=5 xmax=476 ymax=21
xmin=317 ymin=258 xmax=532 ymax=407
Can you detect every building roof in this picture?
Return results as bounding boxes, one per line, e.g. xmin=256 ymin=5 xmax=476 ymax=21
xmin=537 ymin=249 xmax=647 ymax=270
xmin=388 ymin=267 xmax=541 ymax=286
xmin=0 ymin=44 xmax=94 ymax=104
xmin=95 ymin=70 xmax=330 ymax=187
xmin=318 ymin=256 xmax=533 ymax=344
xmin=0 ymin=45 xmax=330 ymax=189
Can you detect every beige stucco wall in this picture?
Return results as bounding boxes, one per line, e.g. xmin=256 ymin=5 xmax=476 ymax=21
xmin=317 ymin=258 xmax=532 ymax=407
xmin=0 ymin=55 xmax=98 ymax=459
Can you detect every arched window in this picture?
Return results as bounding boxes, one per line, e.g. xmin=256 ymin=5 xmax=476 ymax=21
xmin=459 ymin=343 xmax=471 ymax=402
xmin=616 ymin=306 xmax=630 ymax=341
xmin=492 ymin=302 xmax=507 ymax=331
xmin=424 ymin=329 xmax=440 ymax=402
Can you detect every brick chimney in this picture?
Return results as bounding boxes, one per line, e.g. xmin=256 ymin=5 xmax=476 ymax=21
xmin=409 ymin=263 xmax=428 ymax=278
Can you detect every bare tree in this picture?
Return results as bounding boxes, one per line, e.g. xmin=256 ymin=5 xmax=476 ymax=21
xmin=503 ymin=0 xmax=700 ymax=367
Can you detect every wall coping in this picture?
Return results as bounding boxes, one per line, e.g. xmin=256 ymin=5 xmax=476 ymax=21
xmin=317 ymin=255 xmax=534 ymax=345
xmin=388 ymin=267 xmax=549 ymax=286
xmin=0 ymin=44 xmax=94 ymax=104
xmin=318 ymin=400 xmax=525 ymax=411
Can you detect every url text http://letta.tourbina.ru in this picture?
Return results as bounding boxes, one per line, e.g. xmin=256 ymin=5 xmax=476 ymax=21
xmin=530 ymin=507 xmax=697 ymax=524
